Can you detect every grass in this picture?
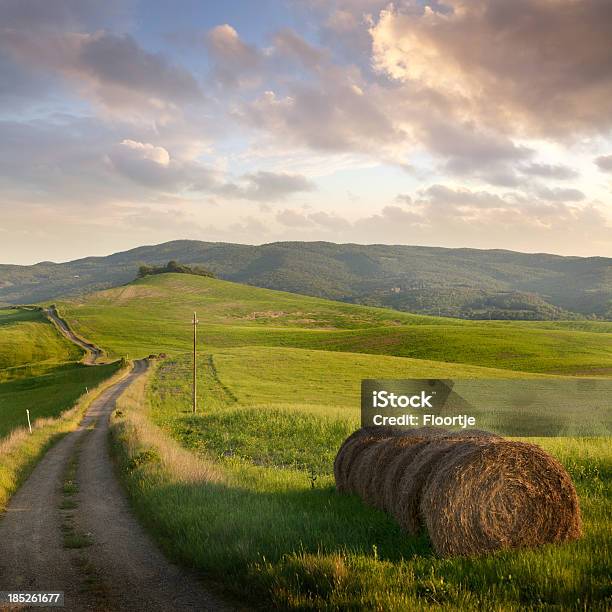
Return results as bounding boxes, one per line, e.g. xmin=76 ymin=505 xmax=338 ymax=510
xmin=58 ymin=274 xmax=612 ymax=375
xmin=0 ymin=363 xmax=121 ymax=439
xmin=37 ymin=274 xmax=612 ymax=607
xmin=0 ymin=308 xmax=81 ymax=377
xmin=111 ymin=361 xmax=611 ymax=610
xmin=0 ymin=363 xmax=127 ymax=513
xmin=60 ymin=439 xmax=93 ymax=549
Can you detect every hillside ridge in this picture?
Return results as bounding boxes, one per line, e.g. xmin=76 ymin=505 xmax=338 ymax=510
xmin=1 ymin=240 xmax=610 ymax=320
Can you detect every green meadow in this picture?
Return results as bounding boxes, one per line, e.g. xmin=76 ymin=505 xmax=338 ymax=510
xmin=111 ymin=352 xmax=610 ymax=610
xmin=58 ymin=273 xmax=612 ymax=374
xmin=0 ymin=307 xmax=119 ymax=439
xmin=0 ymin=308 xmax=81 ymax=378
xmin=0 ymin=306 xmax=122 ymax=513
xmin=51 ymin=273 xmax=611 ymax=609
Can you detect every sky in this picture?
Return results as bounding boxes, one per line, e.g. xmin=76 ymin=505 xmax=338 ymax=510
xmin=1 ymin=0 xmax=611 ymax=264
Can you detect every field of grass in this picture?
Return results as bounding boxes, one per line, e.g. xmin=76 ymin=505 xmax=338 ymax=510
xmin=0 ymin=362 xmax=121 ymax=439
xmin=58 ymin=274 xmax=612 ymax=375
xmin=0 ymin=305 xmax=120 ymax=440
xmin=0 ymin=308 xmax=81 ymax=377
xmin=0 ymin=304 xmax=123 ymax=509
xmin=111 ymin=357 xmax=611 ymax=610
xmin=46 ymin=274 xmax=611 ymax=608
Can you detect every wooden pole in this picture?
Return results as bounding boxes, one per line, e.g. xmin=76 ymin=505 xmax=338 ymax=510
xmin=26 ymin=409 xmax=32 ymax=434
xmin=192 ymin=312 xmax=198 ymax=413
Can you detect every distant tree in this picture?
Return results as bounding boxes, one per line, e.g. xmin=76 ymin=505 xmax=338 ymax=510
xmin=138 ymin=265 xmax=153 ymax=278
xmin=136 ymin=261 xmax=216 ymax=280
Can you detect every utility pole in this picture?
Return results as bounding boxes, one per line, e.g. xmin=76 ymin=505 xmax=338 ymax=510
xmin=192 ymin=311 xmax=198 ymax=413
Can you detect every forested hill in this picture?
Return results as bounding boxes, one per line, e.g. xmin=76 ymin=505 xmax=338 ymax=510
xmin=1 ymin=240 xmax=610 ymax=320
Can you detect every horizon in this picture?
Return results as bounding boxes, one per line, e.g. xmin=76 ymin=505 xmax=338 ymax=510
xmin=2 ymin=237 xmax=611 ymax=268
xmin=1 ymin=1 xmax=612 ymax=264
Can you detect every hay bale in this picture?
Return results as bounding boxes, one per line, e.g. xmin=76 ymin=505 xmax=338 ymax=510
xmin=382 ymin=439 xmax=432 ymax=513
xmin=346 ymin=439 xmax=388 ymax=500
xmin=333 ymin=427 xmax=400 ymax=493
xmin=361 ymin=436 xmax=428 ymax=509
xmin=334 ymin=434 xmax=387 ymax=493
xmin=421 ymin=440 xmax=582 ymax=557
xmin=393 ymin=439 xmax=490 ymax=535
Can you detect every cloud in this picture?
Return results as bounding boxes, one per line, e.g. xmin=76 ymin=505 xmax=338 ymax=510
xmin=1 ymin=28 xmax=202 ymax=120
xmin=118 ymin=140 xmax=170 ymax=165
xmin=272 ymin=28 xmax=328 ymax=69
xmin=276 ymin=208 xmax=351 ymax=230
xmin=206 ymin=24 xmax=262 ymax=88
xmin=395 ymin=193 xmax=413 ymax=205
xmin=0 ymin=0 xmax=130 ymax=31
xmin=327 ymin=184 xmax=612 ymax=255
xmin=371 ymin=0 xmax=612 ymax=137
xmin=224 ymin=171 xmax=316 ymax=202
xmin=107 ymin=139 xmax=219 ymax=190
xmin=276 ymin=209 xmax=314 ymax=227
xmin=595 ymin=154 xmax=612 ymax=172
xmin=535 ymin=187 xmax=585 ymax=203
xmin=520 ymin=163 xmax=579 ymax=180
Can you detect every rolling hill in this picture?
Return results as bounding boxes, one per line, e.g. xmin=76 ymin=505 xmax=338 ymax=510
xmin=53 ymin=271 xmax=610 ymax=609
xmin=0 ymin=307 xmax=119 ymax=438
xmin=56 ymin=273 xmax=612 ymax=376
xmin=2 ymin=240 xmax=611 ymax=320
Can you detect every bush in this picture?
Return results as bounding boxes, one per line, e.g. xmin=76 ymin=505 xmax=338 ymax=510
xmin=137 ymin=261 xmax=216 ymax=279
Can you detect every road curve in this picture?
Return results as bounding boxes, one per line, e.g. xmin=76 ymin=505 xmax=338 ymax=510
xmin=0 ymin=361 xmax=236 ymax=611
xmin=44 ymin=307 xmax=103 ymax=364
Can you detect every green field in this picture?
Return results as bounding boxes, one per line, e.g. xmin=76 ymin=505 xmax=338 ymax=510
xmin=0 ymin=362 xmax=121 ymax=439
xmin=52 ymin=273 xmax=611 ymax=609
xmin=111 ymin=353 xmax=611 ymax=610
xmin=0 ymin=307 xmax=118 ymax=439
xmin=0 ymin=308 xmax=81 ymax=378
xmin=0 ymin=305 xmax=123 ymax=513
xmin=58 ymin=274 xmax=612 ymax=375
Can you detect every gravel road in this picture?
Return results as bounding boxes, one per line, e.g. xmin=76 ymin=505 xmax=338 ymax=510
xmin=0 ymin=361 xmax=237 ymax=611
xmin=44 ymin=307 xmax=103 ymax=364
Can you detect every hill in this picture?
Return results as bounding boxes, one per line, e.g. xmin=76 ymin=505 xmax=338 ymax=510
xmin=1 ymin=240 xmax=611 ymax=320
xmin=57 ymin=273 xmax=612 ymax=376
xmin=0 ymin=307 xmax=119 ymax=439
xmin=0 ymin=308 xmax=81 ymax=376
xmin=64 ymin=273 xmax=608 ymax=610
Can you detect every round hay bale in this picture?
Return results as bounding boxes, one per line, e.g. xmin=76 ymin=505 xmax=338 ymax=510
xmin=335 ymin=434 xmax=388 ymax=493
xmin=393 ymin=439 xmax=490 ymax=535
xmin=346 ymin=439 xmax=389 ymax=500
xmin=382 ymin=439 xmax=432 ymax=513
xmin=421 ymin=440 xmax=582 ymax=557
xmin=333 ymin=427 xmax=400 ymax=493
xmin=362 ymin=436 xmax=428 ymax=509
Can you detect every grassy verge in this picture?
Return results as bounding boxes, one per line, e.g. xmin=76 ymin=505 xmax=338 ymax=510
xmin=0 ymin=361 xmax=127 ymax=512
xmin=0 ymin=363 xmax=122 ymax=438
xmin=111 ymin=362 xmax=611 ymax=610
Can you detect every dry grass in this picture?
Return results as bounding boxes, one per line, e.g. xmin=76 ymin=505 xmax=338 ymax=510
xmin=333 ymin=426 xmax=399 ymax=493
xmin=111 ymin=369 xmax=222 ymax=486
xmin=334 ymin=429 xmax=582 ymax=557
xmin=0 ymin=364 xmax=130 ymax=512
xmin=393 ymin=439 xmax=483 ymax=535
xmin=422 ymin=440 xmax=582 ymax=557
xmin=362 ymin=436 xmax=427 ymax=509
xmin=381 ymin=440 xmax=431 ymax=514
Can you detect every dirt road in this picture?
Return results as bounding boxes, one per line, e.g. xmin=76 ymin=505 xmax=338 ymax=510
xmin=0 ymin=360 xmax=235 ymax=611
xmin=44 ymin=307 xmax=103 ymax=364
